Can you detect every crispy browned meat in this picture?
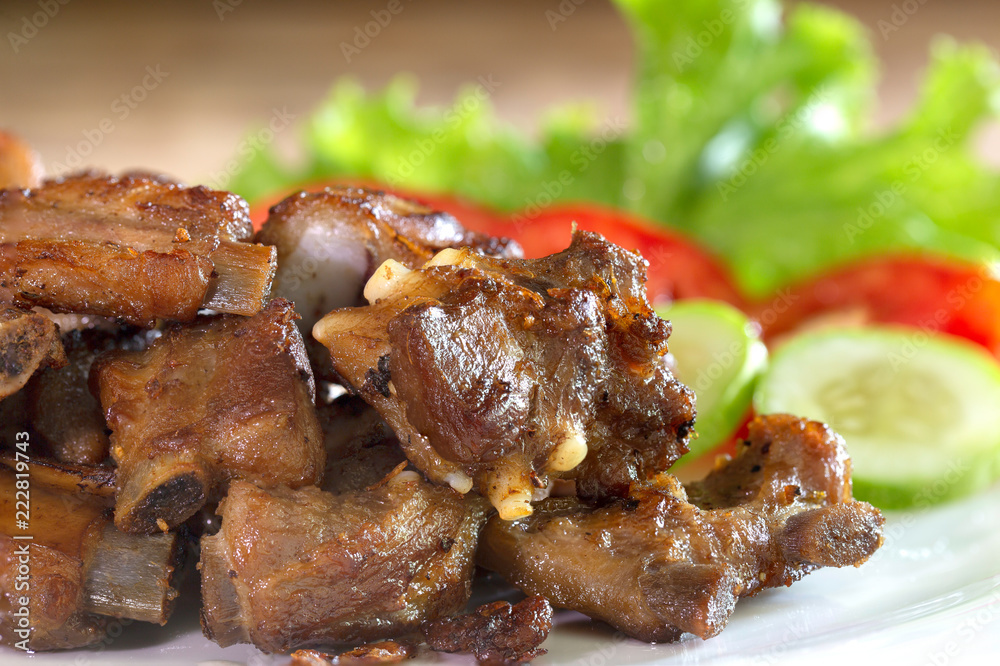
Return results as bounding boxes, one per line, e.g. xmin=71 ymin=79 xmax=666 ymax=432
xmin=319 ymin=395 xmax=408 ymax=494
xmin=0 ymin=130 xmax=43 ymax=189
xmin=290 ymin=641 xmax=416 ymax=665
xmin=0 ymin=467 xmax=179 ymax=650
xmin=422 ymin=595 xmax=553 ymax=664
xmin=1 ymin=307 xmax=65 ymax=400
xmin=477 ymin=414 xmax=883 ymax=642
xmin=255 ymin=186 xmax=520 ymax=378
xmin=26 ymin=327 xmax=156 ymax=465
xmin=0 ymin=173 xmax=275 ymax=326
xmin=200 ymin=470 xmax=490 ymax=653
xmin=93 ymin=299 xmax=324 ymax=534
xmin=314 ymin=231 xmax=695 ymax=519
xmin=684 ymin=415 xmax=885 ymax=569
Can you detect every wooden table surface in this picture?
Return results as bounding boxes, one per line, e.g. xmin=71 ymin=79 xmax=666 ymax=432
xmin=1 ymin=0 xmax=998 ymax=185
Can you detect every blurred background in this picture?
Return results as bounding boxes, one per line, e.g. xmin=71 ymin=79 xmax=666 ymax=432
xmin=1 ymin=0 xmax=998 ymax=183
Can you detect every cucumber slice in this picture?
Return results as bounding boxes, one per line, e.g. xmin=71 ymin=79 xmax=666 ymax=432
xmin=754 ymin=327 xmax=1000 ymax=509
xmin=657 ymin=300 xmax=768 ymax=462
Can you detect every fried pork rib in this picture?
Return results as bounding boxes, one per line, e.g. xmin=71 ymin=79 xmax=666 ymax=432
xmin=314 ymin=231 xmax=696 ymax=519
xmin=0 ymin=468 xmax=180 ymax=650
xmin=421 ymin=595 xmax=553 ymax=664
xmin=0 ymin=307 xmax=65 ymax=400
xmin=257 ymin=186 xmax=521 ymax=334
xmin=0 ymin=130 xmax=43 ymax=190
xmin=200 ymin=472 xmax=490 ymax=653
xmin=26 ymin=327 xmax=156 ymax=465
xmin=93 ymin=299 xmax=324 ymax=534
xmin=477 ymin=414 xmax=884 ymax=642
xmin=255 ymin=186 xmax=520 ymax=378
xmin=0 ymin=173 xmax=276 ymax=326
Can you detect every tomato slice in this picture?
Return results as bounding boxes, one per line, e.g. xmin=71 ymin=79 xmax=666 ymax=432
xmin=754 ymin=255 xmax=1000 ymax=358
xmin=248 ymin=183 xmax=746 ymax=309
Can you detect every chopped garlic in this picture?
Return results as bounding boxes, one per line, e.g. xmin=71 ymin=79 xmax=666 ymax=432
xmin=363 ymin=259 xmax=412 ymax=304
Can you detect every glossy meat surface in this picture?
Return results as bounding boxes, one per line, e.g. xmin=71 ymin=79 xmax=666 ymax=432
xmin=421 ymin=595 xmax=553 ymax=664
xmin=0 ymin=173 xmax=275 ymax=326
xmin=314 ymin=231 xmax=695 ymax=519
xmin=256 ymin=186 xmax=520 ymax=378
xmin=0 ymin=307 xmax=65 ymax=400
xmin=200 ymin=471 xmax=490 ymax=652
xmin=477 ymin=414 xmax=883 ymax=642
xmin=93 ymin=299 xmax=323 ymax=534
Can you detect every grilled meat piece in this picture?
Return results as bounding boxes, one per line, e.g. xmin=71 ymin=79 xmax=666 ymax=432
xmin=0 ymin=130 xmax=43 ymax=189
xmin=422 ymin=595 xmax=553 ymax=664
xmin=255 ymin=186 xmax=520 ymax=378
xmin=200 ymin=470 xmax=491 ymax=653
xmin=0 ymin=173 xmax=275 ymax=326
xmin=290 ymin=641 xmax=416 ymax=665
xmin=0 ymin=467 xmax=180 ymax=650
xmin=256 ymin=186 xmax=520 ymax=333
xmin=319 ymin=395 xmax=409 ymax=494
xmin=1 ymin=307 xmax=65 ymax=400
xmin=26 ymin=327 xmax=156 ymax=465
xmin=314 ymin=231 xmax=695 ymax=519
xmin=477 ymin=414 xmax=883 ymax=642
xmin=93 ymin=299 xmax=323 ymax=534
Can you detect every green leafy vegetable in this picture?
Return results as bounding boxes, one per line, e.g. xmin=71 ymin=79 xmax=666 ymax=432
xmin=229 ymin=76 xmax=626 ymax=213
xmin=226 ymin=0 xmax=1000 ymax=298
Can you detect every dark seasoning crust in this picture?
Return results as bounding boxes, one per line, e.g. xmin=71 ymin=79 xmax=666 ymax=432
xmin=0 ymin=142 xmax=883 ymax=664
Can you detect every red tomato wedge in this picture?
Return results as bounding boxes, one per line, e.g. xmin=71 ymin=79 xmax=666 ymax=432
xmin=248 ymin=183 xmax=747 ymax=310
xmin=754 ymin=256 xmax=1000 ymax=358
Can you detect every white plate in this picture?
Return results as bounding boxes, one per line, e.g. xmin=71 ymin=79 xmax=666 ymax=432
xmin=9 ymin=482 xmax=1000 ymax=666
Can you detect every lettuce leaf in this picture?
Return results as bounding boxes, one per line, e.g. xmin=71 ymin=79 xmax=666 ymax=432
xmin=683 ymin=37 xmax=1000 ymax=294
xmin=228 ymin=77 xmax=626 ymax=213
xmin=615 ymin=0 xmax=875 ymax=222
xmin=225 ymin=0 xmax=1000 ymax=298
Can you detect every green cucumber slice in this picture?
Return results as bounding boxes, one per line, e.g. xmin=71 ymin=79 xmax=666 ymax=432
xmin=754 ymin=327 xmax=1000 ymax=509
xmin=657 ymin=300 xmax=768 ymax=462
